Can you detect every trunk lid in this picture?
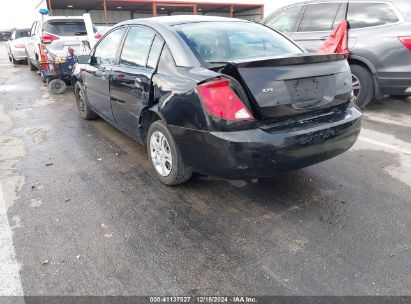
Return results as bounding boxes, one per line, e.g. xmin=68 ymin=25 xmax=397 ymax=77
xmin=212 ymin=54 xmax=352 ymax=121
xmin=48 ymin=36 xmax=87 ymax=57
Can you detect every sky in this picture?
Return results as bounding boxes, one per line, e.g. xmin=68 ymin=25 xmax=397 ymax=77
xmin=0 ymin=0 xmax=304 ymax=29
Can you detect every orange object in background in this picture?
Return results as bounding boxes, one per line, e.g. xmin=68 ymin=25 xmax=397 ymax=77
xmin=318 ymin=20 xmax=349 ymax=55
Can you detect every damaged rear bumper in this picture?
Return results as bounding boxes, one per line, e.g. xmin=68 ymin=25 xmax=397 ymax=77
xmin=170 ymin=107 xmax=362 ymax=179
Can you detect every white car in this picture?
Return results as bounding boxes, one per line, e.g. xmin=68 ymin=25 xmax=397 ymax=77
xmin=25 ymin=16 xmax=97 ymax=73
xmin=6 ymin=28 xmax=30 ymax=64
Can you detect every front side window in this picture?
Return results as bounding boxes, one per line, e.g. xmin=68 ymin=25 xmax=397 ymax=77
xmin=94 ymin=27 xmax=125 ymax=65
xmin=120 ymin=26 xmax=155 ymax=68
xmin=348 ymin=3 xmax=400 ymax=29
xmin=175 ymin=22 xmax=302 ymax=63
xmin=265 ymin=6 xmax=302 ymax=33
xmin=298 ymin=3 xmax=341 ymax=32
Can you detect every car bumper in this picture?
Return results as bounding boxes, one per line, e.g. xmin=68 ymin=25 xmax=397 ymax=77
xmin=11 ymin=48 xmax=27 ymax=60
xmin=170 ymin=107 xmax=362 ymax=179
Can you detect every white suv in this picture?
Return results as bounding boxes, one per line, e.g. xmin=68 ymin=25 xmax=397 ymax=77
xmin=25 ymin=16 xmax=97 ymax=72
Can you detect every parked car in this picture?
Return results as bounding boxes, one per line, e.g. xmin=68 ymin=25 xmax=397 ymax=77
xmin=72 ymin=16 xmax=361 ymax=185
xmin=25 ymin=16 xmax=97 ymax=74
xmin=6 ymin=28 xmax=30 ymax=64
xmin=263 ymin=0 xmax=411 ymax=108
xmin=0 ymin=30 xmax=11 ymax=41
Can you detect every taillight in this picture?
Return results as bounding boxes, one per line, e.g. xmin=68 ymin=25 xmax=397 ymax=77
xmin=41 ymin=33 xmax=59 ymax=44
xmin=399 ymin=36 xmax=411 ymax=51
xmin=196 ymin=78 xmax=253 ymax=121
xmin=14 ymin=44 xmax=25 ymax=48
xmin=95 ymin=33 xmax=103 ymax=40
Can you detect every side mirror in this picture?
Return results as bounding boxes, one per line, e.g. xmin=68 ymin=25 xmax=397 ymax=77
xmin=77 ymin=55 xmax=92 ymax=64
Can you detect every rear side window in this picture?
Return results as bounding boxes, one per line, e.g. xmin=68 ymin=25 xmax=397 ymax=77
xmin=147 ymin=36 xmax=164 ymax=69
xmin=348 ymin=3 xmax=400 ymax=29
xmin=120 ymin=26 xmax=155 ymax=68
xmin=265 ymin=6 xmax=302 ymax=33
xmin=94 ymin=27 xmax=125 ymax=65
xmin=43 ymin=20 xmax=96 ymax=36
xmin=175 ymin=22 xmax=302 ymax=63
xmin=298 ymin=3 xmax=341 ymax=32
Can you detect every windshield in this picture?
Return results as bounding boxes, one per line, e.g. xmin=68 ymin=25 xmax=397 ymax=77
xmin=174 ymin=21 xmax=303 ymax=63
xmin=44 ymin=20 xmax=96 ymax=36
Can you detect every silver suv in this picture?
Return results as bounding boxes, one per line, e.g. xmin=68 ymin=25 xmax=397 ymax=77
xmin=25 ymin=16 xmax=97 ymax=76
xmin=263 ymin=0 xmax=411 ymax=108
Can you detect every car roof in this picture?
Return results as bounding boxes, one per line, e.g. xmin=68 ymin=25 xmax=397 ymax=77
xmin=119 ymin=15 xmax=249 ymax=27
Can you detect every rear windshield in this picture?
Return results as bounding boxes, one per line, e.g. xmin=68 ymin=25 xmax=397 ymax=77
xmin=174 ymin=21 xmax=302 ymax=63
xmin=44 ymin=20 xmax=96 ymax=36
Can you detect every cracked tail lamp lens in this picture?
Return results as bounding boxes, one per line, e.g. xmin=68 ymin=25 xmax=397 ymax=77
xmin=197 ymin=78 xmax=254 ymax=122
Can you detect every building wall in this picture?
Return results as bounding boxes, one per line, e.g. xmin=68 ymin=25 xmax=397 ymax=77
xmin=54 ymin=6 xmax=262 ymax=25
xmin=234 ymin=8 xmax=262 ymax=22
xmin=54 ymin=9 xmax=132 ymax=25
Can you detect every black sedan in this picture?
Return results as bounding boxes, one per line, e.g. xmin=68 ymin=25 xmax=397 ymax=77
xmin=72 ymin=16 xmax=362 ymax=185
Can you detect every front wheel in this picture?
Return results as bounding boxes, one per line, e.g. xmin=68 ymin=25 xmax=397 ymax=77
xmin=74 ymin=82 xmax=97 ymax=120
xmin=147 ymin=121 xmax=192 ymax=185
xmin=350 ymin=64 xmax=374 ymax=109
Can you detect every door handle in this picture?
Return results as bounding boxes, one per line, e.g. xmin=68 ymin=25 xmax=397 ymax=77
xmin=320 ymin=36 xmax=329 ymax=41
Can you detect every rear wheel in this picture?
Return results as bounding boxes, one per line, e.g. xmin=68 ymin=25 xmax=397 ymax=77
xmin=147 ymin=121 xmax=192 ymax=185
xmin=350 ymin=64 xmax=374 ymax=109
xmin=74 ymin=82 xmax=97 ymax=120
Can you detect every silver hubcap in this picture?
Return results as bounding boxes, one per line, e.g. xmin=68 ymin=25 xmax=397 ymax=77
xmin=352 ymin=74 xmax=361 ymax=98
xmin=150 ymin=131 xmax=172 ymax=177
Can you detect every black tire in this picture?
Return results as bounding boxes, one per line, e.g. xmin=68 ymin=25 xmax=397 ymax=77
xmin=48 ymin=79 xmax=66 ymax=94
xmin=8 ymin=54 xmax=11 ymax=62
xmin=350 ymin=64 xmax=374 ymax=109
xmin=74 ymin=81 xmax=97 ymax=120
xmin=28 ymin=59 xmax=37 ymax=71
xmin=11 ymin=55 xmax=17 ymax=65
xmin=147 ymin=120 xmax=192 ymax=185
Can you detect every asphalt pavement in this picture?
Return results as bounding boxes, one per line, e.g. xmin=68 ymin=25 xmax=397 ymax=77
xmin=0 ymin=44 xmax=410 ymax=296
